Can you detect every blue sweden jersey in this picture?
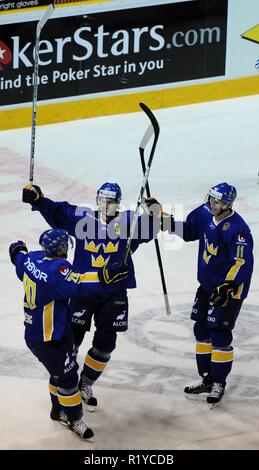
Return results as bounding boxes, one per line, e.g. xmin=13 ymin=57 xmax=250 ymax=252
xmin=32 ymin=198 xmax=160 ymax=295
xmin=14 ymin=250 xmax=81 ymax=342
xmin=178 ymin=204 xmax=253 ymax=299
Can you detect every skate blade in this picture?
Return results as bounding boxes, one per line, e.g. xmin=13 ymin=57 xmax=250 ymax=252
xmin=209 ymin=402 xmax=221 ymax=410
xmin=59 ymin=420 xmax=69 ymax=426
xmin=69 ymin=429 xmax=95 ymax=442
xmin=82 ymin=401 xmax=97 ymax=413
xmin=85 ymin=405 xmax=96 ymax=413
xmin=185 ymin=393 xmax=209 ymax=402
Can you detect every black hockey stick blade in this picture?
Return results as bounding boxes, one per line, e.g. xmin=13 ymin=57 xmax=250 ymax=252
xmin=137 ymin=103 xmax=160 ymax=200
xmin=139 ymin=128 xmax=172 ymax=316
xmin=139 ymin=103 xmax=160 ymax=142
xmin=123 ymin=104 xmax=160 ymax=264
xmin=29 ymin=3 xmax=55 ymax=183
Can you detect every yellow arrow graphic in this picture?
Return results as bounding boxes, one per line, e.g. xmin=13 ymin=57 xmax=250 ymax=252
xmin=241 ymin=24 xmax=259 ymax=44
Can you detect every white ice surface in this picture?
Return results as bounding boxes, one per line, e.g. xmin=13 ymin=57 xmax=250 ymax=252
xmin=0 ymin=95 xmax=259 ymax=449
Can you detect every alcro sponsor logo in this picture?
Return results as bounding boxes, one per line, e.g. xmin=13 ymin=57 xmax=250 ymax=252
xmin=9 ymin=24 xmax=222 ymax=69
xmin=72 ymin=309 xmax=86 ymax=325
xmin=64 ymin=360 xmax=75 ymax=373
xmin=113 ymin=310 xmax=127 ymax=327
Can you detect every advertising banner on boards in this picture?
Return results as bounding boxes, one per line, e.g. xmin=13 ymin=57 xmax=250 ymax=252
xmin=0 ymin=0 xmax=228 ymax=106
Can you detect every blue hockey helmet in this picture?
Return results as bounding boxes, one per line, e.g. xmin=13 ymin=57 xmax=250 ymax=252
xmin=39 ymin=228 xmax=73 ymax=257
xmin=96 ymin=182 xmax=122 ymax=203
xmin=207 ymin=182 xmax=237 ymax=207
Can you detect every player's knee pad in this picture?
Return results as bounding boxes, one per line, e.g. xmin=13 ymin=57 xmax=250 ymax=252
xmin=210 ymin=329 xmax=233 ymax=349
xmin=57 ymin=384 xmax=79 ymax=396
xmin=193 ymin=321 xmax=210 ymax=342
xmin=57 ymin=369 xmax=79 ymax=390
xmin=93 ymin=329 xmax=117 ymax=354
xmin=92 ymin=346 xmax=111 ymax=360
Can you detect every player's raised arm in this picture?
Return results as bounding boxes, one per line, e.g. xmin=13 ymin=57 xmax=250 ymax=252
xmin=22 ymin=185 xmax=79 ymax=236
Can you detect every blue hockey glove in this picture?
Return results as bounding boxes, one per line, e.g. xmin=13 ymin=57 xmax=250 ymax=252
xmin=9 ymin=240 xmax=28 ymax=264
xmin=22 ymin=185 xmax=44 ymax=204
xmin=210 ymin=281 xmax=239 ymax=308
xmin=141 ymin=197 xmax=162 ymax=218
xmin=99 ymin=262 xmax=129 ymax=285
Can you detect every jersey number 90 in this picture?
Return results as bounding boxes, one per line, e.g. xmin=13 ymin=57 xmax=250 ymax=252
xmin=23 ymin=273 xmax=37 ymax=310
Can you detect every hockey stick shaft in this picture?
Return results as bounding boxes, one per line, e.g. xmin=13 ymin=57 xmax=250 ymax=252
xmin=29 ymin=4 xmax=55 ymax=183
xmin=140 ymin=148 xmax=172 ymax=315
xmin=123 ymin=103 xmax=159 ymax=264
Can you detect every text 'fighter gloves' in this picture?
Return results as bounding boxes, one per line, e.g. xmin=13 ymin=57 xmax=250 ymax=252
xmin=141 ymin=197 xmax=162 ymax=218
xmin=22 ymin=185 xmax=44 ymax=204
xmin=9 ymin=240 xmax=28 ymax=264
xmin=210 ymin=281 xmax=239 ymax=308
xmin=98 ymin=262 xmax=129 ymax=285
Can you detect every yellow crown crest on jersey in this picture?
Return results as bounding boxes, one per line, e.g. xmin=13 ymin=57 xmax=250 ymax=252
xmin=103 ymin=241 xmax=119 ymax=253
xmin=206 ymin=242 xmax=218 ymax=256
xmin=91 ymin=255 xmax=110 ymax=267
xmin=203 ymin=250 xmax=211 ymax=265
xmin=84 ymin=240 xmax=101 ymax=253
xmin=204 ymin=236 xmax=218 ymax=256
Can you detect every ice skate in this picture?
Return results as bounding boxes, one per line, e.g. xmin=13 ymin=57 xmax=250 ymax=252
xmin=50 ymin=406 xmax=68 ymax=426
xmin=79 ymin=376 xmax=97 ymax=412
xmin=184 ymin=374 xmax=213 ymax=400
xmin=207 ymin=382 xmax=225 ymax=409
xmin=68 ymin=418 xmax=94 ymax=440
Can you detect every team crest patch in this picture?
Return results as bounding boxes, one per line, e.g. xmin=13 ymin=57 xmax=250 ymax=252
xmin=222 ymin=222 xmax=230 ymax=231
xmin=59 ymin=265 xmax=70 ymax=276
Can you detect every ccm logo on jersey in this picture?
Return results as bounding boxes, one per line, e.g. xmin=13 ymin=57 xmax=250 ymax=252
xmin=237 ymin=232 xmax=246 ymax=243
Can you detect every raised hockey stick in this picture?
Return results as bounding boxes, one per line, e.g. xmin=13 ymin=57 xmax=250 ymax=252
xmin=140 ymin=138 xmax=172 ymax=316
xmin=29 ymin=4 xmax=55 ymax=183
xmin=123 ymin=102 xmax=160 ymax=264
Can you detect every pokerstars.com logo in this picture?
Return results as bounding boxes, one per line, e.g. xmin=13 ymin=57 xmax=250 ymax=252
xmin=0 ymin=40 xmax=12 ymax=71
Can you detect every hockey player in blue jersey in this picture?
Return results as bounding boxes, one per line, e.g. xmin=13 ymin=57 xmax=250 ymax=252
xmin=9 ymin=228 xmax=129 ymax=438
xmin=162 ymin=183 xmax=253 ymax=405
xmin=22 ymin=182 xmax=161 ymax=411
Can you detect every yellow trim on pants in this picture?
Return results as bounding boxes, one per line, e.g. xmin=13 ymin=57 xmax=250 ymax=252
xmin=49 ymin=383 xmax=58 ymax=396
xmin=196 ymin=342 xmax=213 ymax=354
xmin=211 ymin=349 xmax=234 ymax=363
xmin=58 ymin=391 xmax=82 ymax=407
xmin=84 ymin=355 xmax=107 ymax=372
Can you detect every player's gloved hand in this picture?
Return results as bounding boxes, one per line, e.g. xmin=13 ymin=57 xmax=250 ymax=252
xmin=161 ymin=212 xmax=175 ymax=232
xmin=98 ymin=262 xmax=129 ymax=285
xmin=141 ymin=197 xmax=162 ymax=218
xmin=22 ymin=185 xmax=44 ymax=204
xmin=210 ymin=281 xmax=239 ymax=308
xmin=9 ymin=240 xmax=28 ymax=264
